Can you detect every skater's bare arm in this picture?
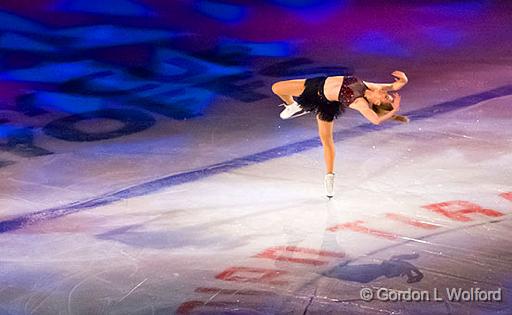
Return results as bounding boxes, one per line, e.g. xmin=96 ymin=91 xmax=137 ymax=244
xmin=363 ymin=71 xmax=408 ymax=91
xmin=350 ymin=94 xmax=400 ymax=125
xmin=350 ymin=100 xmax=381 ymax=125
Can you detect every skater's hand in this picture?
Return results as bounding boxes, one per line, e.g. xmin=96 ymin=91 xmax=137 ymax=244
xmin=392 ymin=71 xmax=408 ymax=83
xmin=391 ymin=93 xmax=401 ymax=111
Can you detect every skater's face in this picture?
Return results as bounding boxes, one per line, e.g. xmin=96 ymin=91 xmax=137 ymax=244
xmin=366 ymin=89 xmax=392 ymax=106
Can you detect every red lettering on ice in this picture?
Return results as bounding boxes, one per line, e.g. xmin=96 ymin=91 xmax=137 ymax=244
xmin=326 ymin=220 xmax=399 ymax=240
xmin=253 ymin=246 xmax=345 ymax=266
xmin=215 ymin=266 xmax=288 ymax=285
xmin=385 ymin=213 xmax=439 ymax=229
xmin=422 ymin=200 xmax=503 ymax=222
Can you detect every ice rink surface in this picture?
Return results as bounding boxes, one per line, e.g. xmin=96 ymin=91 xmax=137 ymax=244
xmin=1 ymin=1 xmax=511 ymax=314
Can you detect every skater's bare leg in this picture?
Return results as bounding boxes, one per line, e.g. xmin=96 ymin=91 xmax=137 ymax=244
xmin=271 ymin=79 xmax=306 ymax=105
xmin=317 ymin=115 xmax=335 ymax=174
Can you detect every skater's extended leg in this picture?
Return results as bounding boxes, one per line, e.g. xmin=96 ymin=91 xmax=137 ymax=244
xmin=271 ymin=79 xmax=306 ymax=105
xmin=272 ymin=79 xmax=308 ymax=119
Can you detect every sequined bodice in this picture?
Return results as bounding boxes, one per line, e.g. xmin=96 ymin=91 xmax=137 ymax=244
xmin=338 ymin=76 xmax=367 ymax=106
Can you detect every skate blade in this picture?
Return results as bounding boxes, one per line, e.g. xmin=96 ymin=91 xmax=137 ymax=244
xmin=288 ymin=110 xmax=310 ymax=119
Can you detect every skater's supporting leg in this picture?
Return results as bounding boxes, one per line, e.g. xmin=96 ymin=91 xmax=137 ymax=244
xmin=317 ymin=115 xmax=335 ymax=174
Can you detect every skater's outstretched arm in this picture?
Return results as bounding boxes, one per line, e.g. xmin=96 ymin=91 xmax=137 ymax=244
xmin=363 ymin=70 xmax=408 ymax=91
xmin=350 ymin=93 xmax=401 ymax=125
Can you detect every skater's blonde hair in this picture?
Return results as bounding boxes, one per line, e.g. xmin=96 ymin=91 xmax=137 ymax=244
xmin=372 ymin=102 xmax=410 ymax=123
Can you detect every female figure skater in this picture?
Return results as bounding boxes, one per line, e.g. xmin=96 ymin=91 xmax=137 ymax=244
xmin=271 ymin=71 xmax=408 ymax=198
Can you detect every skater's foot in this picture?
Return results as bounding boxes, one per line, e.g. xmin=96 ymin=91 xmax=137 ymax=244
xmin=324 ymin=173 xmax=335 ymax=198
xmin=279 ymin=101 xmax=307 ymax=119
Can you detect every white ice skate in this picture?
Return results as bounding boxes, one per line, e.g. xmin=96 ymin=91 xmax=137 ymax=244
xmin=279 ymin=101 xmax=309 ymax=119
xmin=324 ymin=173 xmax=335 ymax=198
